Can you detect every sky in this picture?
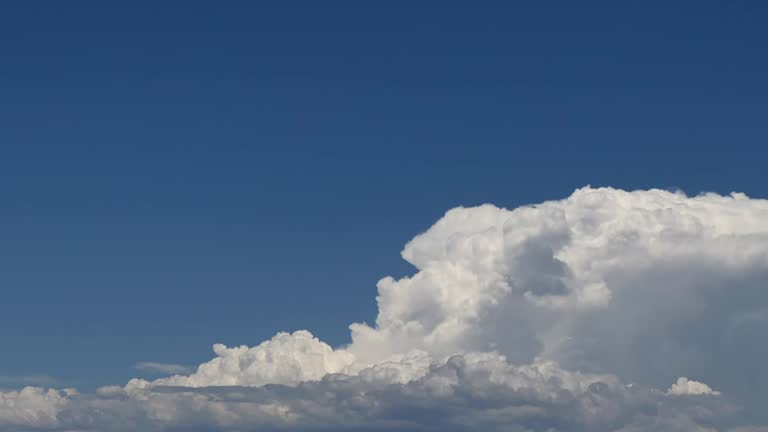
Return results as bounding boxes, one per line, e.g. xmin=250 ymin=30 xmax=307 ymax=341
xmin=1 ymin=2 xmax=768 ymax=431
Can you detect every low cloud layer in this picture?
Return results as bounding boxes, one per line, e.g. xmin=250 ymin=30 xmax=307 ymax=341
xmin=3 ymin=187 xmax=768 ymax=431
xmin=0 ymin=354 xmax=740 ymax=432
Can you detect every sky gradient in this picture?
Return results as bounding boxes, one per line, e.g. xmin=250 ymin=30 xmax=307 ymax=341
xmin=1 ymin=0 xmax=767 ymax=399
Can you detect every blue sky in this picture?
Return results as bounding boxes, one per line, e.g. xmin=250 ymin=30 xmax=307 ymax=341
xmin=1 ymin=1 xmax=766 ymax=391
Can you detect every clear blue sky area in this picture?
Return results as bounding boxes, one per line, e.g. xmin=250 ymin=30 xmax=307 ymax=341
xmin=1 ymin=2 xmax=766 ymax=388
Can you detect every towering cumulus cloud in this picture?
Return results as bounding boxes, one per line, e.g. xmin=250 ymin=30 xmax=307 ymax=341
xmin=3 ymin=187 xmax=768 ymax=431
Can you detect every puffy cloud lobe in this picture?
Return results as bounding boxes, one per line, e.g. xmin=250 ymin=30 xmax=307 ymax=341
xmin=0 ymin=387 xmax=72 ymax=429
xmin=667 ymin=377 xmax=721 ymax=396
xmin=149 ymin=331 xmax=356 ymax=388
xmin=3 ymin=186 xmax=768 ymax=431
xmin=351 ymin=187 xmax=768 ymax=364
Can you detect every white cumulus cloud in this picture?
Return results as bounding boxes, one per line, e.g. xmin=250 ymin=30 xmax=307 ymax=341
xmin=0 ymin=387 xmax=73 ymax=429
xmin=3 ymin=186 xmax=768 ymax=431
xmin=667 ymin=377 xmax=721 ymax=396
xmin=150 ymin=330 xmax=356 ymax=388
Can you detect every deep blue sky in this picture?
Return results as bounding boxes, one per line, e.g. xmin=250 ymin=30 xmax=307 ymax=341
xmin=1 ymin=2 xmax=766 ymax=389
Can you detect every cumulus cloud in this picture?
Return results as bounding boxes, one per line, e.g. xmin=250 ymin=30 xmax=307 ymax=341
xmin=3 ymin=186 xmax=768 ymax=431
xmin=667 ymin=377 xmax=721 ymax=396
xmin=0 ymin=387 xmax=73 ymax=429
xmin=0 ymin=354 xmax=740 ymax=431
xmin=149 ymin=330 xmax=356 ymax=388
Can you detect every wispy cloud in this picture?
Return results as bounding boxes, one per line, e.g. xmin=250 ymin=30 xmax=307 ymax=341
xmin=0 ymin=375 xmax=59 ymax=387
xmin=134 ymin=362 xmax=191 ymax=375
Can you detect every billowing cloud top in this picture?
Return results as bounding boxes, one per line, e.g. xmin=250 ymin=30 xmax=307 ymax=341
xmin=667 ymin=377 xmax=721 ymax=396
xmin=3 ymin=187 xmax=768 ymax=431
